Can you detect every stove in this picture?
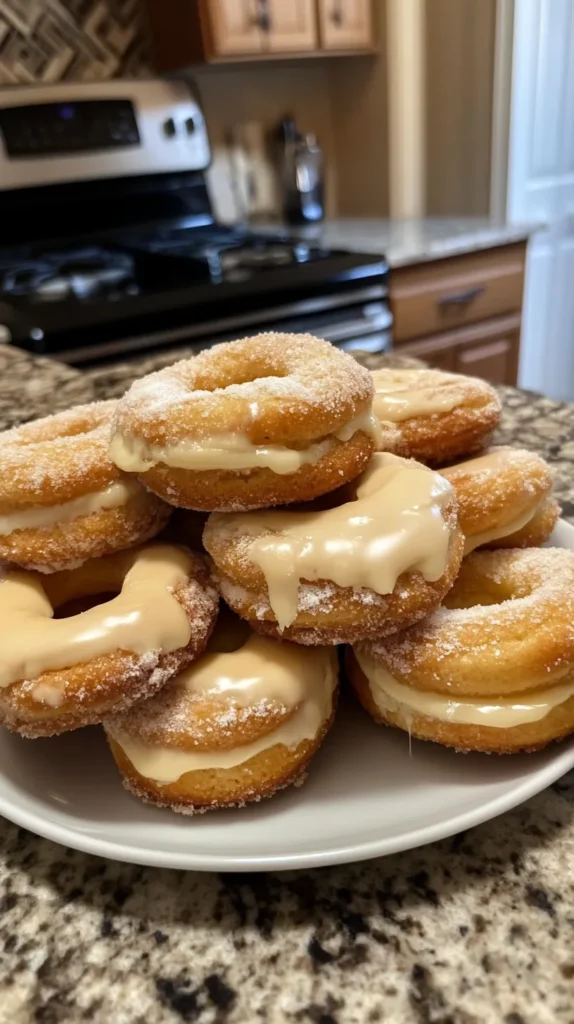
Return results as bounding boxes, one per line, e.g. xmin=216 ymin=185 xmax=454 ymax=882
xmin=0 ymin=80 xmax=390 ymax=366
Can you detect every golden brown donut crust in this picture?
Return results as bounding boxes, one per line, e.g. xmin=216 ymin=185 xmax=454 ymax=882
xmin=104 ymin=664 xmax=338 ymax=812
xmin=0 ymin=401 xmax=119 ymax=507
xmin=0 ymin=550 xmax=219 ymax=738
xmin=364 ymin=548 xmax=574 ymax=696
xmin=204 ymin=495 xmax=464 ymax=645
xmin=106 ymin=712 xmax=335 ymax=813
xmin=372 ymin=369 xmax=501 ymax=465
xmin=347 ymin=652 xmax=574 ymax=754
xmin=0 ymin=488 xmax=171 ymax=573
xmin=111 ymin=333 xmax=376 ymax=511
xmin=0 ymin=401 xmax=171 ymax=571
xmin=442 ymin=447 xmax=558 ymax=550
xmin=348 ymin=548 xmax=574 ymax=753
xmin=488 ymin=497 xmax=560 ymax=549
xmin=139 ymin=430 xmax=375 ymax=512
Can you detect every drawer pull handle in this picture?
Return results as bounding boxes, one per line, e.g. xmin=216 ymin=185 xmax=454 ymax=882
xmin=438 ymin=286 xmax=485 ymax=307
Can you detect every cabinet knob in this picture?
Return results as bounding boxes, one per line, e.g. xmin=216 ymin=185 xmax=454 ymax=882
xmin=255 ymin=0 xmax=271 ymax=31
xmin=330 ymin=1 xmax=343 ymax=26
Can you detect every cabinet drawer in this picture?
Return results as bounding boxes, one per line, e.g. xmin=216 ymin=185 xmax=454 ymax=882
xmin=391 ymin=243 xmax=526 ymax=343
xmin=396 ymin=313 xmax=521 ymax=386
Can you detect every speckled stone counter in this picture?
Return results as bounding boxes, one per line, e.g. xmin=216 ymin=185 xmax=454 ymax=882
xmin=1 ymin=345 xmax=574 ymax=1024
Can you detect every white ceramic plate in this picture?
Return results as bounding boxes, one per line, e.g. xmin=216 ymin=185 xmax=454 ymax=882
xmin=1 ymin=520 xmax=573 ymax=872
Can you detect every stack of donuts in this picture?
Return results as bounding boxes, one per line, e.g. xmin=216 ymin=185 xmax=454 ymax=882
xmin=0 ymin=332 xmax=571 ymax=816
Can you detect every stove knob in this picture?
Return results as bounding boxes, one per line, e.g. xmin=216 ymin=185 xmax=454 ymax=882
xmin=163 ymin=117 xmax=177 ymax=138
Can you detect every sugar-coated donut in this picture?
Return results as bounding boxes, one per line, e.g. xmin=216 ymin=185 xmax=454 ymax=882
xmin=204 ymin=453 xmax=464 ymax=645
xmin=442 ymin=447 xmax=559 ymax=554
xmin=104 ymin=613 xmax=338 ymax=813
xmin=0 ymin=402 xmax=171 ymax=573
xmin=371 ymin=368 xmax=501 ymax=465
xmin=0 ymin=544 xmax=218 ymax=738
xmin=109 ymin=333 xmax=379 ymax=512
xmin=350 ymin=548 xmax=574 ymax=753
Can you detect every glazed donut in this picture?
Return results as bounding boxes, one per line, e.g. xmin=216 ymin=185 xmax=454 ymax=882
xmin=204 ymin=452 xmax=464 ymax=645
xmin=104 ymin=613 xmax=338 ymax=813
xmin=442 ymin=447 xmax=559 ymax=554
xmin=371 ymin=368 xmax=501 ymax=465
xmin=349 ymin=548 xmax=574 ymax=753
xmin=0 ymin=402 xmax=171 ymax=573
xmin=0 ymin=544 xmax=218 ymax=738
xmin=109 ymin=333 xmax=379 ymax=512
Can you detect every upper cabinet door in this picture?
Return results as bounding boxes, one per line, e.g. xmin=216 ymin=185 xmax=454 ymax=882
xmin=318 ymin=0 xmax=373 ymax=50
xmin=209 ymin=0 xmax=266 ymax=56
xmin=267 ymin=0 xmax=318 ymax=51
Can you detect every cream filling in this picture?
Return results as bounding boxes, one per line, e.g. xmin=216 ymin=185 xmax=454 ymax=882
xmin=0 ymin=480 xmax=138 ymax=536
xmin=372 ymin=369 xmax=465 ymax=422
xmin=0 ymin=544 xmax=193 ymax=691
xmin=113 ymin=649 xmax=337 ymax=782
xmin=463 ymin=500 xmax=544 ymax=555
xmin=109 ymin=410 xmax=380 ymax=476
xmin=357 ymin=653 xmax=574 ymax=728
xmin=223 ymin=452 xmax=454 ymax=631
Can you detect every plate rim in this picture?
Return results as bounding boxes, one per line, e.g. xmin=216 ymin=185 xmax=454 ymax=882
xmin=1 ymin=520 xmax=574 ymax=872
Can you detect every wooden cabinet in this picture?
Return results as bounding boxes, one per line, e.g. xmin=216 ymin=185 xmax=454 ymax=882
xmin=455 ymin=318 xmax=520 ymax=385
xmin=267 ymin=0 xmax=317 ymax=52
xmin=397 ymin=315 xmax=521 ymax=386
xmin=209 ymin=0 xmax=265 ymax=56
xmin=318 ymin=0 xmax=373 ymax=50
xmin=145 ymin=0 xmax=373 ymax=69
xmin=391 ymin=244 xmax=526 ymax=387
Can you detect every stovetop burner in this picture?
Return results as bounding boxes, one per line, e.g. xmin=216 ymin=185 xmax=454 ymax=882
xmin=0 ymin=247 xmax=136 ymax=302
xmin=127 ymin=227 xmax=327 ymax=284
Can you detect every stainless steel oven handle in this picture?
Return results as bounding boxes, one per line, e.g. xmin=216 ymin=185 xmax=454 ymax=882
xmin=339 ymin=331 xmax=392 ymax=353
xmin=310 ymin=308 xmax=392 ymax=343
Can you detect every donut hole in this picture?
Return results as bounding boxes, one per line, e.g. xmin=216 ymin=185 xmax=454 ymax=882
xmin=206 ymin=607 xmax=251 ymax=653
xmin=194 ymin=362 xmax=287 ymax=393
xmin=443 ymin=565 xmax=534 ymax=610
xmin=42 ymin=557 xmax=129 ymax=616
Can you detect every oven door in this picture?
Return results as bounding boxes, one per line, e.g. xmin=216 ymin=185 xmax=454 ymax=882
xmin=47 ymin=286 xmax=393 ymax=365
xmin=276 ymin=300 xmax=393 ymax=355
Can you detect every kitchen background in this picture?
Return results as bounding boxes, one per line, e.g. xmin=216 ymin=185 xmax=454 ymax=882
xmin=0 ymin=0 xmax=572 ymax=401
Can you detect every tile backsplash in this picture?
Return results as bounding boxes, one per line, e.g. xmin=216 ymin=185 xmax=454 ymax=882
xmin=0 ymin=0 xmax=151 ymax=83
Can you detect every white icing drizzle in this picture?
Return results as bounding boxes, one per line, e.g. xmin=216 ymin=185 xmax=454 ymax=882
xmin=356 ymin=651 xmax=574 ymax=728
xmin=223 ymin=453 xmax=455 ymax=631
xmin=0 ymin=479 xmax=138 ymax=536
xmin=109 ymin=410 xmax=380 ymax=476
xmin=372 ymin=369 xmax=466 ymax=423
xmin=0 ymin=544 xmax=193 ymax=690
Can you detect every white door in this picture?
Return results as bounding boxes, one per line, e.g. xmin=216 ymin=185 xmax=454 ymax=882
xmin=507 ymin=0 xmax=574 ymax=399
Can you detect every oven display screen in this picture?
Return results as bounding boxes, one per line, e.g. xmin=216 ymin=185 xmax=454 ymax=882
xmin=0 ymin=99 xmax=140 ymax=158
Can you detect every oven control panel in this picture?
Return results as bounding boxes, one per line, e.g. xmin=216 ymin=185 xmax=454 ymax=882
xmin=0 ymin=80 xmax=211 ymax=191
xmin=0 ymin=99 xmax=140 ymax=158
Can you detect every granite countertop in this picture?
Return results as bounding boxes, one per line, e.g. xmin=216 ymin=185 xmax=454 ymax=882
xmin=1 ymin=345 xmax=574 ymax=1024
xmin=309 ymin=217 xmax=538 ymax=268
